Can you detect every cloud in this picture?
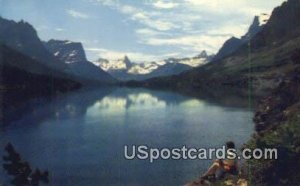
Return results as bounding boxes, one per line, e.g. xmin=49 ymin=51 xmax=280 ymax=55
xmin=66 ymin=9 xmax=90 ymax=19
xmin=140 ymin=34 xmax=231 ymax=54
xmin=130 ymin=12 xmax=178 ymax=31
xmin=36 ymin=25 xmax=49 ymax=31
xmin=184 ymin=0 xmax=284 ymax=16
xmin=153 ymin=1 xmax=179 ymax=9
xmin=55 ymin=28 xmax=65 ymax=32
xmin=94 ymin=0 xmax=177 ymax=31
xmin=135 ymin=28 xmax=172 ymax=37
xmin=208 ymin=24 xmax=250 ymax=38
xmin=135 ymin=28 xmax=161 ymax=36
xmin=87 ymin=0 xmax=286 ymax=60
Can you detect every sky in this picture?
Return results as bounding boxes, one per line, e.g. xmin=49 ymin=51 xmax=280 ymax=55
xmin=0 ymin=0 xmax=286 ymax=62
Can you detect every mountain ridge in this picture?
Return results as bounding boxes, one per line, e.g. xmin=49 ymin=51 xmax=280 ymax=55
xmin=44 ymin=39 xmax=116 ymax=84
xmin=130 ymin=0 xmax=300 ymax=97
xmin=213 ymin=14 xmax=270 ymax=61
xmin=0 ymin=17 xmax=68 ymax=71
xmin=95 ymin=51 xmax=214 ymax=81
xmin=0 ymin=16 xmax=116 ymax=85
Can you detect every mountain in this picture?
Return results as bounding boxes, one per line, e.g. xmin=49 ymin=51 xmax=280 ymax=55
xmin=147 ymin=63 xmax=191 ymax=78
xmin=96 ymin=55 xmax=133 ymax=71
xmin=95 ymin=51 xmax=213 ymax=81
xmin=44 ymin=40 xmax=116 ymax=84
xmin=46 ymin=40 xmax=87 ymax=64
xmin=0 ymin=17 xmax=82 ymax=96
xmin=134 ymin=0 xmax=300 ymax=97
xmin=0 ymin=17 xmax=115 ymax=85
xmin=213 ymin=14 xmax=270 ymax=61
xmin=0 ymin=44 xmax=82 ymax=124
xmin=0 ymin=17 xmax=67 ymax=71
xmin=0 ymin=44 xmax=80 ymax=95
xmin=242 ymin=15 xmax=264 ymax=40
xmin=163 ymin=51 xmax=213 ymax=68
xmin=250 ymin=0 xmax=300 ymax=49
xmin=130 ymin=2 xmax=300 ymax=184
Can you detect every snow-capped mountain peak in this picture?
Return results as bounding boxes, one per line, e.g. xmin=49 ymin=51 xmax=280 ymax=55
xmin=95 ymin=51 xmax=214 ymax=77
xmin=94 ymin=55 xmax=134 ymax=71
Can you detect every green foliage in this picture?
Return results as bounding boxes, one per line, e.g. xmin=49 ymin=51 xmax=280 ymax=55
xmin=246 ymin=114 xmax=300 ymax=185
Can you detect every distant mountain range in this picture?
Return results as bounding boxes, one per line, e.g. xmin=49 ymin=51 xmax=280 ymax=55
xmin=95 ymin=51 xmax=214 ymax=81
xmin=94 ymin=14 xmax=269 ymax=81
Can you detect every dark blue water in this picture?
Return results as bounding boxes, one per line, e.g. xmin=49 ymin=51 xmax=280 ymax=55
xmin=0 ymin=88 xmax=253 ymax=186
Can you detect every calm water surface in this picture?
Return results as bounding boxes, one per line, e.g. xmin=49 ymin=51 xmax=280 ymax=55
xmin=0 ymin=88 xmax=253 ymax=186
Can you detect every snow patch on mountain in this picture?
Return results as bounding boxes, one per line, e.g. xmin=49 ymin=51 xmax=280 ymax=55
xmin=44 ymin=39 xmax=116 ymax=83
xmin=45 ymin=40 xmax=87 ymax=64
xmin=95 ymin=50 xmax=213 ymax=76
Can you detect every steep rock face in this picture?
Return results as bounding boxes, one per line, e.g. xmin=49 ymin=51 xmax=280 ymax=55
xmin=0 ymin=17 xmax=67 ymax=70
xmin=242 ymin=16 xmax=262 ymax=40
xmin=213 ymin=37 xmax=244 ymax=61
xmin=46 ymin=40 xmax=87 ymax=64
xmin=251 ymin=0 xmax=300 ymax=49
xmin=44 ymin=40 xmax=116 ymax=84
xmin=214 ymin=14 xmax=269 ymax=61
xmin=123 ymin=55 xmax=133 ymax=69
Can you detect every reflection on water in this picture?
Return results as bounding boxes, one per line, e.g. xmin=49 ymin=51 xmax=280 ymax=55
xmin=87 ymin=92 xmax=167 ymax=118
xmin=0 ymin=88 xmax=254 ymax=186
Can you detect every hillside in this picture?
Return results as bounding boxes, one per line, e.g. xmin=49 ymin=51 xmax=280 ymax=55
xmin=0 ymin=45 xmax=80 ymax=93
xmin=0 ymin=45 xmax=81 ymax=123
xmin=134 ymin=0 xmax=300 ymax=98
xmin=246 ymin=65 xmax=300 ymax=185
xmin=0 ymin=45 xmax=81 ymax=95
xmin=0 ymin=17 xmax=67 ymax=71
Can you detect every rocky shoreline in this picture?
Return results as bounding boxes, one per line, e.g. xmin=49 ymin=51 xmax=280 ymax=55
xmin=245 ymin=66 xmax=300 ymax=185
xmin=184 ymin=64 xmax=300 ymax=185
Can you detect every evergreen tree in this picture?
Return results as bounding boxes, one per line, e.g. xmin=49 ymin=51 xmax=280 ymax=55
xmin=3 ymin=143 xmax=49 ymax=186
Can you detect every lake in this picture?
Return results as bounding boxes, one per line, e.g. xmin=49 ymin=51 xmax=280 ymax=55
xmin=0 ymin=88 xmax=254 ymax=186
